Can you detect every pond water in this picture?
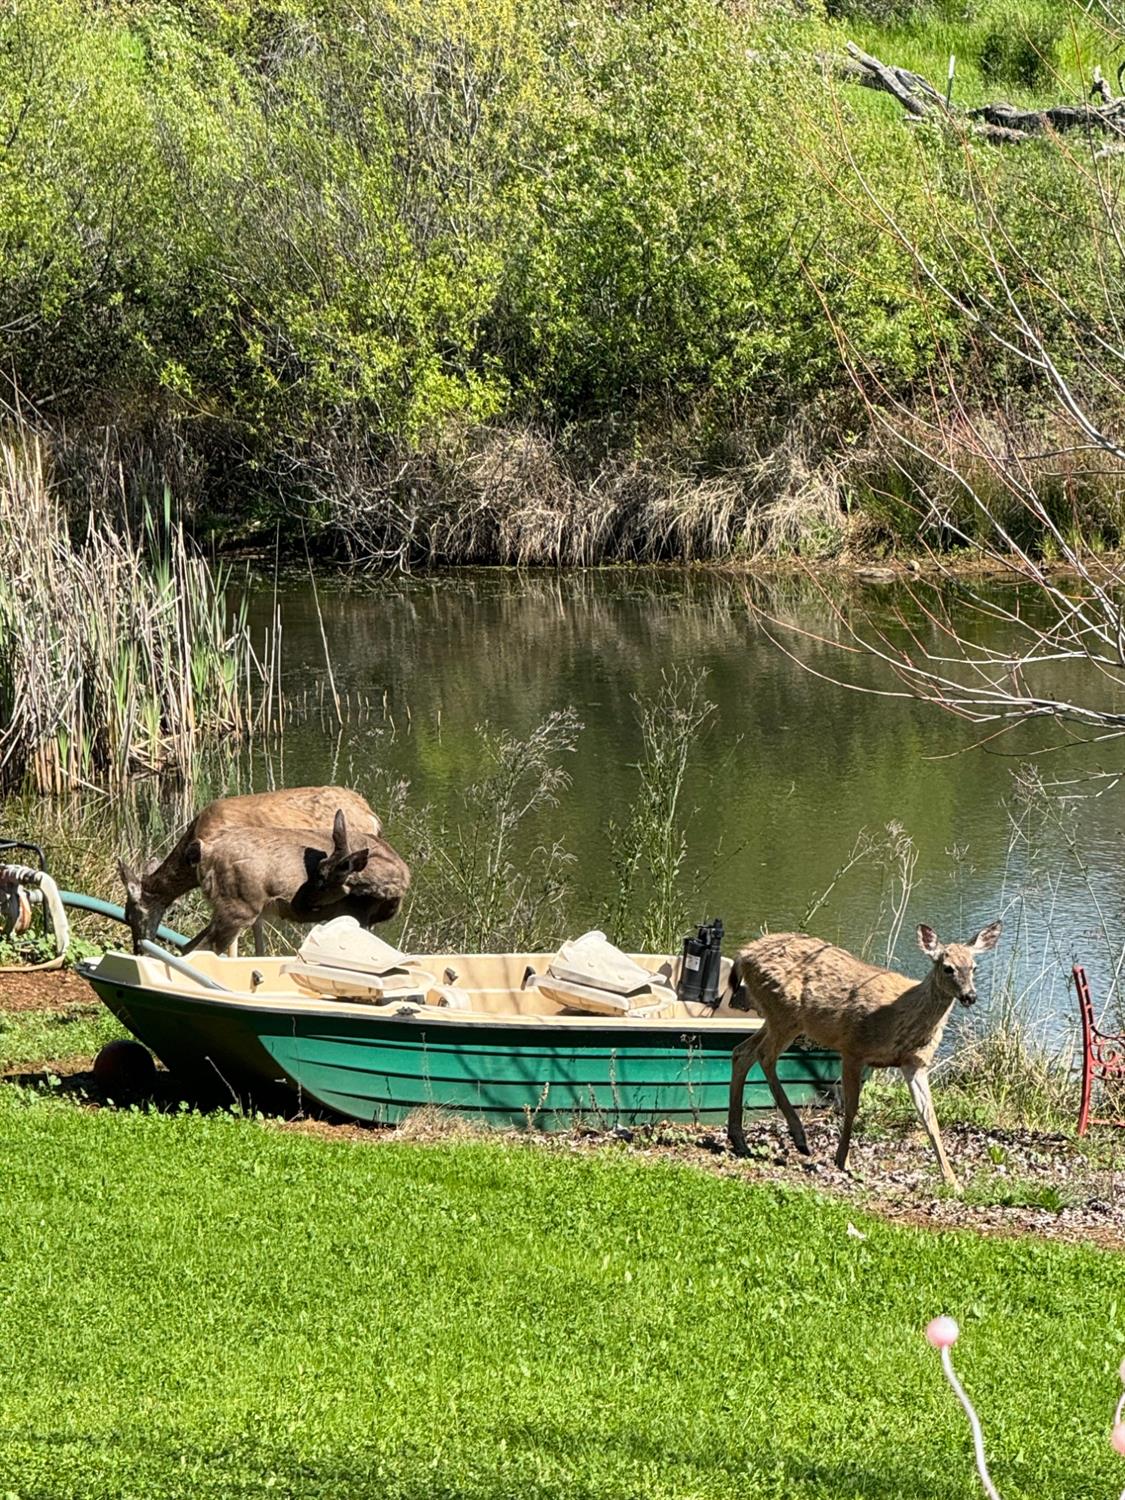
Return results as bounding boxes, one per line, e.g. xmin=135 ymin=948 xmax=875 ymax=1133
xmin=231 ymin=569 xmax=1122 ymax=1044
xmin=13 ymin=568 xmax=1125 ymax=1046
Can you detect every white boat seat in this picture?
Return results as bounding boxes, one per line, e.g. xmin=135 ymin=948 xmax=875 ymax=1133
xmin=295 ymin=915 xmax=412 ymax=974
xmin=527 ymin=973 xmax=632 ymax=1014
xmin=531 ymin=930 xmax=675 ymax=1015
xmin=546 ymin=931 xmax=655 ymax=995
xmin=283 ymin=916 xmax=435 ymax=1002
xmin=525 ymin=971 xmax=677 ymax=1017
xmin=282 ymin=959 xmax=434 ymax=1002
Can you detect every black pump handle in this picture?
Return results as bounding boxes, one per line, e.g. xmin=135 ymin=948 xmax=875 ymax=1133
xmin=0 ymin=839 xmax=47 ymax=872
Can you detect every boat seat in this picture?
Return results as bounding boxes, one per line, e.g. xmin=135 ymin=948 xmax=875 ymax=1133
xmin=283 ymin=959 xmax=435 ymax=1003
xmin=528 ymin=929 xmax=678 ymax=1016
xmin=282 ymin=915 xmax=434 ymax=1002
xmin=526 ymin=972 xmax=634 ymax=1015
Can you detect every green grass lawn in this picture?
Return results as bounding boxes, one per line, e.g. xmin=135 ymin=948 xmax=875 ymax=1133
xmin=0 ymin=1003 xmax=126 ymax=1072
xmin=0 ymin=1091 xmax=1122 ymax=1499
xmin=842 ymin=0 xmax=1102 ymax=103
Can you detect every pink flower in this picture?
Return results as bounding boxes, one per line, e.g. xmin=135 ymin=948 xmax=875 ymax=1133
xmin=925 ymin=1316 xmax=960 ymax=1350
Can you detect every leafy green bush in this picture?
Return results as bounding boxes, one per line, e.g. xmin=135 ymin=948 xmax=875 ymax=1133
xmin=0 ymin=0 xmax=1116 ymax=556
xmin=978 ymin=20 xmax=1060 ymax=90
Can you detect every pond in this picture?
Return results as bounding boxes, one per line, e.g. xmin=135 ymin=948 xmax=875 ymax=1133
xmin=8 ymin=567 xmax=1125 ymax=1045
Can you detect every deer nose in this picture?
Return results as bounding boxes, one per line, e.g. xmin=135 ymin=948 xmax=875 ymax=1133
xmin=960 ymin=988 xmax=977 ymax=1006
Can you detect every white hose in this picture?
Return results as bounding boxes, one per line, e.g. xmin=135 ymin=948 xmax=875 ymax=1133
xmin=0 ymin=865 xmax=69 ymax=971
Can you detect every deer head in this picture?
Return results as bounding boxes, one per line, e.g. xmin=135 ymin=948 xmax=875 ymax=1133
xmin=294 ymin=810 xmax=370 ymax=915
xmin=917 ymin=920 xmax=1002 ymax=1007
xmin=117 ymin=857 xmax=161 ymax=954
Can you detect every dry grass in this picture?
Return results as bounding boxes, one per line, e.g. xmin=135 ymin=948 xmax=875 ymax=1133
xmin=298 ymin=414 xmax=865 ymax=567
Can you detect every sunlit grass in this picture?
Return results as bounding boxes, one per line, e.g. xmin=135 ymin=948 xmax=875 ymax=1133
xmin=0 ymin=1094 xmax=1123 ymax=1499
xmin=837 ymin=0 xmax=1104 ymax=107
xmin=0 ymin=1003 xmax=125 ymax=1070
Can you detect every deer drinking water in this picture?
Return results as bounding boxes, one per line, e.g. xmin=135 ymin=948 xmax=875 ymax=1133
xmin=117 ymin=786 xmax=403 ymax=954
xmin=725 ymin=920 xmax=1002 ymax=1187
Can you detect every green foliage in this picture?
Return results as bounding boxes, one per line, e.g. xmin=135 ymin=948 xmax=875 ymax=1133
xmin=1 ymin=1097 xmax=1125 ymax=1497
xmin=0 ymin=435 xmax=281 ymax=792
xmin=0 ymin=0 xmax=1117 ymax=555
xmin=608 ymin=671 xmax=717 ymax=951
xmin=978 ymin=20 xmax=1061 ymax=91
xmin=0 ymin=932 xmax=102 ymax=968
xmin=399 ymin=708 xmax=582 ymax=952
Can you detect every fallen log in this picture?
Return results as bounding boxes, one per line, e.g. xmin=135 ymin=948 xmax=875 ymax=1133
xmin=843 ymin=42 xmax=939 ymax=118
xmin=968 ymin=99 xmax=1125 ymax=135
xmin=839 ymin=41 xmax=1125 ymax=146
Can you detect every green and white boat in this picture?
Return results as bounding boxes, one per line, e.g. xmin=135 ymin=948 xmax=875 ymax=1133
xmin=78 ymin=928 xmax=841 ymax=1130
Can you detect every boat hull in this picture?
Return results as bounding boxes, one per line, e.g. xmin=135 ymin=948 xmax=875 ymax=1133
xmin=256 ymin=1013 xmax=838 ymax=1129
xmin=80 ymin=955 xmax=841 ymax=1130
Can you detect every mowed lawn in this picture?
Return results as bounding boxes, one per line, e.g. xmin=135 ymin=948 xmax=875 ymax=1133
xmin=0 ymin=1094 xmax=1122 ymax=1500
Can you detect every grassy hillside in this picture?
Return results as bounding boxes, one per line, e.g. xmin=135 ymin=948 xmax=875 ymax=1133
xmin=0 ymin=0 xmax=1116 ymax=561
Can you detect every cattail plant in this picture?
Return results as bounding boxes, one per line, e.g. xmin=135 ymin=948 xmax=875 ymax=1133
xmin=0 ymin=428 xmax=282 ymax=793
xmin=925 ymin=1315 xmax=1125 ymax=1498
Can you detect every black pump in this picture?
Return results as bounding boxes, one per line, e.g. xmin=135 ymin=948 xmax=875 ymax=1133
xmin=677 ymin=918 xmax=724 ymax=1006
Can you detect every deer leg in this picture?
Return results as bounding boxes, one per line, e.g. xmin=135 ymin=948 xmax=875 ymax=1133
xmin=252 ymin=917 xmax=265 ymax=957
xmin=834 ymin=1055 xmax=864 ymax=1172
xmin=182 ymin=913 xmax=250 ymax=958
xmin=727 ymin=1027 xmax=768 ymax=1154
xmin=901 ymin=1064 xmax=959 ymax=1189
xmin=179 ymin=927 xmax=211 ymax=956
xmin=758 ymin=1029 xmax=809 ymax=1156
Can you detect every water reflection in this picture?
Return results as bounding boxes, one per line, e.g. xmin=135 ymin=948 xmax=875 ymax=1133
xmin=8 ymin=568 xmax=1124 ymax=1046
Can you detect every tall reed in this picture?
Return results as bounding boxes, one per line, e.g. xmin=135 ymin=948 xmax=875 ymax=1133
xmin=0 ymin=432 xmax=281 ymax=794
xmin=398 ymin=710 xmax=582 ymax=953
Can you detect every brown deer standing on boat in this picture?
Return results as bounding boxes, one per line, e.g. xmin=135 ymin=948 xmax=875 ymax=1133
xmin=725 ymin=920 xmax=1002 ymax=1188
xmin=117 ymin=786 xmax=401 ymax=954
xmin=178 ymin=812 xmax=410 ymax=955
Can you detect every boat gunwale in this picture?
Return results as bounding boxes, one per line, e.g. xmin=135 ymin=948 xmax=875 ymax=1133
xmin=78 ymin=961 xmax=774 ymax=1036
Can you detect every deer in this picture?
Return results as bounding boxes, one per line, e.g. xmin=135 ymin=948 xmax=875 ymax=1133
xmin=177 ymin=817 xmax=385 ymax=955
xmin=117 ymin=786 xmax=386 ymax=955
xmin=725 ymin=920 xmax=1002 ymax=1189
xmin=289 ymin=809 xmax=411 ymax=929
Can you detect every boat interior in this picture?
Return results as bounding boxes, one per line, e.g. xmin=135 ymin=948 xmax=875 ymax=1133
xmin=90 ymin=920 xmax=760 ymax=1028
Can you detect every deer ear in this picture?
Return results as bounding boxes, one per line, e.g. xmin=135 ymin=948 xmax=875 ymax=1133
xmin=342 ymin=847 xmax=369 ymax=877
xmin=303 ymin=845 xmax=329 ymax=881
xmin=332 ymin=809 xmax=349 ymax=854
xmin=917 ymin=924 xmax=943 ymax=960
xmin=969 ymin=920 xmax=1002 ymax=954
xmin=117 ymin=859 xmax=142 ymax=902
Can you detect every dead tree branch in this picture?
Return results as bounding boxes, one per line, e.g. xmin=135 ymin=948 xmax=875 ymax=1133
xmin=838 ymin=41 xmax=1125 ymax=146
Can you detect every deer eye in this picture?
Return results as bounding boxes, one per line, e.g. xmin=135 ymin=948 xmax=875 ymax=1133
xmin=943 ymin=963 xmax=954 ymax=975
